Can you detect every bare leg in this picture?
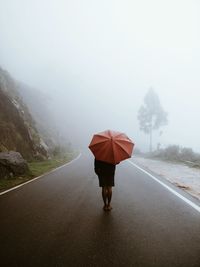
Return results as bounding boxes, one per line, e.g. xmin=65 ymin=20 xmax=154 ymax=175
xmin=102 ymin=187 xmax=107 ymax=210
xmin=107 ymin=186 xmax=112 ymax=210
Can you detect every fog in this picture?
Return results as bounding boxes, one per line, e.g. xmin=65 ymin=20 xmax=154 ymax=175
xmin=0 ymin=0 xmax=200 ymax=151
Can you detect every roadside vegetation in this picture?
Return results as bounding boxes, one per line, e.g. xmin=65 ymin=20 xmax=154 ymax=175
xmin=135 ymin=145 xmax=200 ymax=168
xmin=0 ymin=150 xmax=78 ymax=192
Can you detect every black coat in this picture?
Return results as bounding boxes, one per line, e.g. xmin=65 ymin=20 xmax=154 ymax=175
xmin=94 ymin=159 xmax=116 ymax=178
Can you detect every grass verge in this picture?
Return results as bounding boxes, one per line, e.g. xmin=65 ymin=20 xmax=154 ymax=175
xmin=0 ymin=152 xmax=77 ymax=193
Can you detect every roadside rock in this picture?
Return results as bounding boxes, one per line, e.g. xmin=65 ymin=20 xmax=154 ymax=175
xmin=0 ymin=151 xmax=29 ymax=179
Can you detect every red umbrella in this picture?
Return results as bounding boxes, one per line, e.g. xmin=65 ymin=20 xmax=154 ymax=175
xmin=88 ymin=130 xmax=134 ymax=164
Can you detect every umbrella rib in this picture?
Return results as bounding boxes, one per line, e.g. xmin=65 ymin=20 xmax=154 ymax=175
xmin=89 ymin=139 xmax=109 ymax=147
xmin=115 ymin=138 xmax=133 ymax=143
xmin=114 ymin=139 xmax=132 ymax=145
xmin=111 ymin=139 xmax=115 ymax=163
xmin=95 ymin=134 xmax=109 ymax=139
xmin=114 ymin=141 xmax=133 ymax=155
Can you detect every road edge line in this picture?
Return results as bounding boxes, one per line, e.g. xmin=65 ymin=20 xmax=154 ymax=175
xmin=128 ymin=160 xmax=200 ymax=213
xmin=0 ymin=153 xmax=82 ymax=196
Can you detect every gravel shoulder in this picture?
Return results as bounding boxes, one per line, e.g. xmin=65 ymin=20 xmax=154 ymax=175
xmin=132 ymin=156 xmax=200 ymax=201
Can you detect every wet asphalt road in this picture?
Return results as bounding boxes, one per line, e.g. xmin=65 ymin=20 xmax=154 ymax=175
xmin=0 ymin=152 xmax=200 ymax=267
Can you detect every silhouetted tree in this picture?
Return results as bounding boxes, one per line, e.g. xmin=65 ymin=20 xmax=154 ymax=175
xmin=137 ymin=88 xmax=168 ymax=152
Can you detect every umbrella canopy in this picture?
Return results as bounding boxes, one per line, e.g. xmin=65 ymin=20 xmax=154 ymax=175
xmin=88 ymin=130 xmax=134 ymax=164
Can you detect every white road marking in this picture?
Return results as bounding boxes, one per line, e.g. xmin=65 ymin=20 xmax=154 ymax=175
xmin=0 ymin=153 xmax=82 ymax=196
xmin=128 ymin=160 xmax=200 ymax=213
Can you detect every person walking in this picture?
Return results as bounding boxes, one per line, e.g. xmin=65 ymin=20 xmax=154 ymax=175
xmin=89 ymin=130 xmax=134 ymax=211
xmin=94 ymin=158 xmax=116 ymax=211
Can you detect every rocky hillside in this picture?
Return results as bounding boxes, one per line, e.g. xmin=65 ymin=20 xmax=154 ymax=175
xmin=16 ymin=83 xmax=60 ymax=153
xmin=0 ymin=67 xmax=48 ymax=160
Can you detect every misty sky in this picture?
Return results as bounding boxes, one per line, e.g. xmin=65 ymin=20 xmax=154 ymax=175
xmin=0 ymin=0 xmax=200 ymax=151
